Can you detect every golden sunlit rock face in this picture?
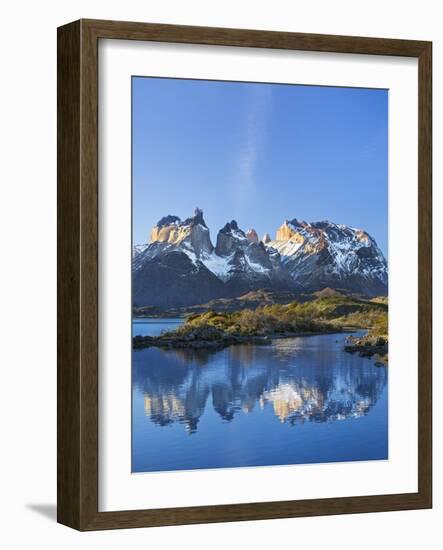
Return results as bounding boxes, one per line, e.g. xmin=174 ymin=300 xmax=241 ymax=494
xmin=149 ymin=208 xmax=214 ymax=257
xmin=356 ymin=229 xmax=370 ymax=243
xmin=275 ymin=221 xmax=306 ymax=243
xmin=150 ymin=224 xmax=191 ymax=245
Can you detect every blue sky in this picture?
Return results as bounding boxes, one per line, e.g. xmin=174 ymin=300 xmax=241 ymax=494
xmin=132 ymin=77 xmax=388 ymax=255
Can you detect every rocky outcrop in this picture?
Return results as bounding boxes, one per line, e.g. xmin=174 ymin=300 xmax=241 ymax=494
xmin=246 ymin=228 xmax=259 ymax=243
xmin=215 ymin=220 xmax=248 ymax=256
xmin=150 ymin=207 xmax=213 ymax=257
xmin=149 ymin=215 xmax=180 ymax=243
xmin=262 ymin=233 xmax=271 ymax=244
xmin=276 ymin=219 xmax=308 ymax=243
xmin=212 ymin=219 xmax=291 ymax=297
xmin=344 ymin=334 xmax=388 ymax=359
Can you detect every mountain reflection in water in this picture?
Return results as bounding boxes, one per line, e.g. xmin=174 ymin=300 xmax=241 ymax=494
xmin=133 ymin=334 xmax=387 ymax=435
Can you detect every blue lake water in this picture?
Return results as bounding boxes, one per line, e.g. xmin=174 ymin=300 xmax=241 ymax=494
xmin=132 ymin=318 xmax=388 ymax=473
xmin=132 ymin=317 xmax=184 ymax=337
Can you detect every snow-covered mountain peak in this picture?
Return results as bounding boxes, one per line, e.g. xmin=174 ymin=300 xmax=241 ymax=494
xmin=133 ymin=212 xmax=388 ymax=308
xmin=265 ymin=218 xmax=387 ymax=296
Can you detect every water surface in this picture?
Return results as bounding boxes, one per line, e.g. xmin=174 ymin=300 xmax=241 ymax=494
xmin=132 ymin=318 xmax=388 ymax=472
xmin=132 ymin=317 xmax=184 ymax=337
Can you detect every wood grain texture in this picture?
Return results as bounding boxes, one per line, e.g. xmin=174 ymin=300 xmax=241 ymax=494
xmin=57 ymin=19 xmax=432 ymax=531
xmin=417 ymin=42 xmax=432 ymax=506
xmin=83 ymin=18 xmax=429 ymax=56
xmin=57 ymin=20 xmax=81 ymax=529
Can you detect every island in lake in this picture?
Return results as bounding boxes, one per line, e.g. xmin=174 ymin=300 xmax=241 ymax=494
xmin=133 ymin=289 xmax=388 ymax=362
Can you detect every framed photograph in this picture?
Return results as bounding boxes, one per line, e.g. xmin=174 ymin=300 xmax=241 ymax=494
xmin=57 ymin=19 xmax=432 ymax=530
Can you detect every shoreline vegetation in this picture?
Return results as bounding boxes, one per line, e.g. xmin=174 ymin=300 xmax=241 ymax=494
xmin=133 ymin=289 xmax=388 ymax=360
xmin=132 ymin=312 xmax=343 ymax=351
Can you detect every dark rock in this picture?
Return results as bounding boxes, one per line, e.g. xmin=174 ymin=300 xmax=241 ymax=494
xmin=157 ymin=214 xmax=181 ymax=227
xmin=133 ymin=249 xmax=225 ymax=308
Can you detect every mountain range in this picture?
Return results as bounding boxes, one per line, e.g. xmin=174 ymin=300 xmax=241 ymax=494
xmin=133 ymin=208 xmax=388 ymax=309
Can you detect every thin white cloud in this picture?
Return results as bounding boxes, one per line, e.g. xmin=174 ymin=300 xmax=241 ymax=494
xmin=234 ymin=85 xmax=272 ymax=203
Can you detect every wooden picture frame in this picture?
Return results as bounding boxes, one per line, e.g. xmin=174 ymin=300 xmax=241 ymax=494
xmin=57 ymin=18 xmax=432 ymax=530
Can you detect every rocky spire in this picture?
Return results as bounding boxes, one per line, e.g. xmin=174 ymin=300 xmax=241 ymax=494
xmin=183 ymin=207 xmax=207 ymax=227
xmin=216 ymin=220 xmax=248 ymax=256
xmin=246 ymin=229 xmax=259 ymax=243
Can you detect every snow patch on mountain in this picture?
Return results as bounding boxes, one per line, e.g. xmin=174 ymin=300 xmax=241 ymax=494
xmin=245 ymin=255 xmax=271 ymax=274
xmin=200 ymin=252 xmax=233 ymax=281
xmin=267 ymin=240 xmax=304 ymax=258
